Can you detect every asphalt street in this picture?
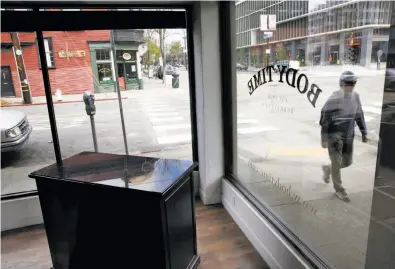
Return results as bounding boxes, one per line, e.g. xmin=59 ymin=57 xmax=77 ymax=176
xmin=2 ymin=68 xmax=393 ymax=269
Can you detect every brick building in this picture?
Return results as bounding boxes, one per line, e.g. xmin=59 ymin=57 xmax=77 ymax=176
xmin=1 ymin=30 xmax=145 ymax=98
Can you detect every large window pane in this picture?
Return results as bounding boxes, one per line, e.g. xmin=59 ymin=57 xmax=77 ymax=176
xmin=42 ymin=27 xmax=192 ymax=162
xmin=234 ymin=1 xmax=394 ymax=268
xmin=1 ymin=9 xmax=192 ymax=200
xmin=1 ymin=31 xmax=55 ymax=195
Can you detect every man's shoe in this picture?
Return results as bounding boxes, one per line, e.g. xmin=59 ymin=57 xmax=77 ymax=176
xmin=322 ymin=165 xmax=331 ymax=183
xmin=335 ymin=190 xmax=350 ymax=202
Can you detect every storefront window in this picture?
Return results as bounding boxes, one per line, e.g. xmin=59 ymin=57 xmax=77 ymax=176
xmin=97 ymin=63 xmax=113 ymax=83
xmin=234 ymin=1 xmax=394 ymax=268
xmin=96 ymin=49 xmax=110 ymax=61
xmin=2 ymin=24 xmax=193 ymax=199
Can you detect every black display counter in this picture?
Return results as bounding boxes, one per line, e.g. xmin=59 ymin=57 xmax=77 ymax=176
xmin=29 ymin=152 xmax=199 ymax=269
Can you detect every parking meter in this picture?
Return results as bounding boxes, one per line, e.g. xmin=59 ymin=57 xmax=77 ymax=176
xmin=83 ymin=91 xmax=98 ymax=152
xmin=83 ymin=91 xmax=96 ymax=116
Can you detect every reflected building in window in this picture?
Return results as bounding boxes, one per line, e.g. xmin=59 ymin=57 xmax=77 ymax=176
xmin=235 ymin=0 xmax=393 ymax=67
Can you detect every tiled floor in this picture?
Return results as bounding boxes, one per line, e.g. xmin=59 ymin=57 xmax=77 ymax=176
xmin=1 ymin=199 xmax=269 ymax=269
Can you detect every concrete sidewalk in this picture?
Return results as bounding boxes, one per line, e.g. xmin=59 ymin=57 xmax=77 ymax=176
xmin=1 ymin=76 xmax=189 ymax=107
xmin=1 ymin=92 xmax=127 ymax=107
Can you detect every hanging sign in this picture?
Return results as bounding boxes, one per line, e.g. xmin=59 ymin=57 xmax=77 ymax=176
xmin=122 ymin=52 xmax=132 ymax=60
xmin=268 ymin=15 xmax=276 ymax=30
xmin=260 ymin=15 xmax=268 ymax=31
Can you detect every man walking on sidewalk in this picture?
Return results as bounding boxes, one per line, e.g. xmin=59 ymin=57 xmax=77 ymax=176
xmin=319 ymin=71 xmax=368 ymax=202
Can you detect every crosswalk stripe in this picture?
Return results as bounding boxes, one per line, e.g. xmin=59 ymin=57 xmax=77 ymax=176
xmin=148 ymin=112 xmax=179 ymax=117
xmin=144 ymin=108 xmax=176 ymax=112
xmin=153 ymin=123 xmax=191 ymax=131
xmin=372 ymin=102 xmax=383 ymax=107
xmin=237 ymin=126 xmax=279 ymax=134
xmin=150 ymin=117 xmax=184 ymax=123
xmin=142 ymin=104 xmax=169 ymax=108
xmin=157 ymin=134 xmax=191 ymax=144
xmin=315 ymin=115 xmax=375 ymax=125
xmin=363 ymin=106 xmax=382 ymax=114
xmin=237 ymin=119 xmax=260 ymax=124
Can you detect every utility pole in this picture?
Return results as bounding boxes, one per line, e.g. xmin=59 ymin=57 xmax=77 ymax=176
xmin=266 ymin=35 xmax=270 ymax=68
xmin=183 ymin=29 xmax=187 ymax=69
xmin=159 ymin=29 xmax=166 ymax=85
xmin=10 ymin=32 xmax=32 ymax=104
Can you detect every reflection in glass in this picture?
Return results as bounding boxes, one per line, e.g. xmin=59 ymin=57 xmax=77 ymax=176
xmin=234 ymin=1 xmax=394 ymax=268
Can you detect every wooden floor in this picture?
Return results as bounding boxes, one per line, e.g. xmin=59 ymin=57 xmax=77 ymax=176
xmin=1 ymin=199 xmax=269 ymax=269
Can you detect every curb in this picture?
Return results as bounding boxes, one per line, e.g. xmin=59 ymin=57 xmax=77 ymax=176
xmin=1 ymin=97 xmax=128 ymax=107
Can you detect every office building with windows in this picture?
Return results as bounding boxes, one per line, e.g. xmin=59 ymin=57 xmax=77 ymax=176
xmin=236 ymin=0 xmax=393 ymax=67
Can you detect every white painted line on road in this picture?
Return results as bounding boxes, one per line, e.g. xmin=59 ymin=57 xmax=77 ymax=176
xmin=153 ymin=123 xmax=191 ymax=131
xmin=139 ymin=101 xmax=164 ymax=105
xmin=144 ymin=108 xmax=176 ymax=112
xmin=148 ymin=112 xmax=179 ymax=117
xmin=157 ymin=134 xmax=191 ymax=144
xmin=373 ymin=102 xmax=383 ymax=107
xmin=150 ymin=117 xmax=184 ymax=123
xmin=142 ymin=104 xmax=169 ymax=108
xmin=33 ymin=127 xmax=50 ymax=131
xmin=315 ymin=116 xmax=375 ymax=125
xmin=237 ymin=126 xmax=279 ymax=134
xmin=363 ymin=106 xmax=382 ymax=114
xmin=237 ymin=119 xmax=260 ymax=124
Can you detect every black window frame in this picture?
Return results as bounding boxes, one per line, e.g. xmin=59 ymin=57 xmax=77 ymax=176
xmin=1 ymin=4 xmax=198 ymax=200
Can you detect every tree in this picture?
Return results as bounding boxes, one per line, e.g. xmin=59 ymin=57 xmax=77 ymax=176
xmin=146 ymin=39 xmax=160 ymax=66
xmin=237 ymin=48 xmax=246 ymax=64
xmin=143 ymin=30 xmax=160 ymax=68
xmin=153 ymin=29 xmax=166 ymax=83
xmin=275 ymin=43 xmax=287 ymax=61
xmin=170 ymin=41 xmax=182 ymax=62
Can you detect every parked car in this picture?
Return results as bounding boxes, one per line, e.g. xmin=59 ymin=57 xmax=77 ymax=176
xmin=165 ymin=64 xmax=177 ymax=75
xmin=236 ymin=63 xmax=248 ymax=71
xmin=1 ymin=110 xmax=32 ymax=152
xmin=384 ymin=68 xmax=395 ymax=92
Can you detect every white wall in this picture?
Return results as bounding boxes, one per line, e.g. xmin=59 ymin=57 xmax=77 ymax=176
xmin=222 ymin=179 xmax=313 ymax=269
xmin=1 ymin=196 xmax=43 ymax=231
xmin=192 ymin=1 xmax=224 ymax=205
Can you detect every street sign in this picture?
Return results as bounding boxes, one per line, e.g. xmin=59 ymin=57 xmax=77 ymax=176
xmin=263 ymin=31 xmax=273 ymax=39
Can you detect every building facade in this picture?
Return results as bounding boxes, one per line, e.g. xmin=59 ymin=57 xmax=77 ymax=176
xmin=1 ymin=30 xmax=144 ymax=98
xmin=236 ymin=0 xmax=393 ymax=67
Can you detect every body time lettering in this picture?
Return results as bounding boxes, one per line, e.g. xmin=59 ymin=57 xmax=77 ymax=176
xmin=248 ymin=65 xmax=322 ymax=108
